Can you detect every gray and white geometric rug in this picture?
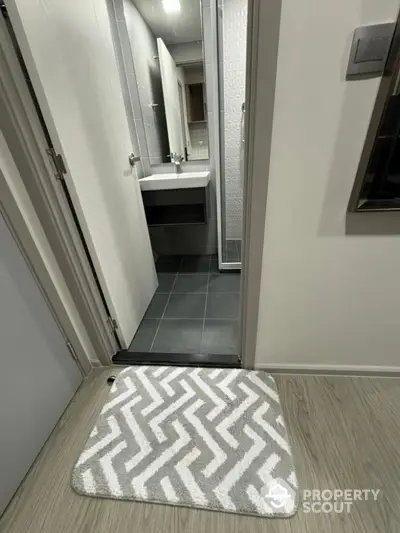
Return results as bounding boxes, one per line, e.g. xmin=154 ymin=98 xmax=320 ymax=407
xmin=72 ymin=366 xmax=298 ymax=517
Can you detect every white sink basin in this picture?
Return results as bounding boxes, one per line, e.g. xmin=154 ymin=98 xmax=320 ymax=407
xmin=139 ymin=171 xmax=210 ymax=191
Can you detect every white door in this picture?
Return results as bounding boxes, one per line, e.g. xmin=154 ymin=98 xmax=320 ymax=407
xmin=7 ymin=0 xmax=158 ymax=348
xmin=0 ymin=213 xmax=82 ymax=516
xmin=157 ymin=37 xmax=185 ymax=155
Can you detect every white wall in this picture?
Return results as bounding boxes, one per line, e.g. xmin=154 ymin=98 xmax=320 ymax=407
xmin=255 ymin=0 xmax=400 ymax=371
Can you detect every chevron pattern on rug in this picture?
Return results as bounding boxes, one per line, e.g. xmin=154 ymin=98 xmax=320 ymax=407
xmin=72 ymin=366 xmax=298 ymax=517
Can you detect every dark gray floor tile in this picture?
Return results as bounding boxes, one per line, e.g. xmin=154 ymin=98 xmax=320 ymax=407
xmin=173 ymin=274 xmax=208 ymax=294
xmin=208 ymin=273 xmax=240 ymax=292
xmin=144 ymin=293 xmax=169 ymax=318
xmin=201 ymin=319 xmax=239 ymax=355
xmin=128 ymin=319 xmax=160 ymax=352
xmin=180 ymin=255 xmax=210 ymax=273
xmin=209 ymin=256 xmax=219 ymax=273
xmin=156 ymin=256 xmax=182 ymax=273
xmin=206 ymin=293 xmax=240 ymax=319
xmin=151 ymin=319 xmax=203 ymax=353
xmin=164 ymin=293 xmax=206 ymax=319
xmin=156 ymin=274 xmax=176 ymax=293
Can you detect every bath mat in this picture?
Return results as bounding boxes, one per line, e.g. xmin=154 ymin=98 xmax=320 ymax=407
xmin=72 ymin=366 xmax=298 ymax=517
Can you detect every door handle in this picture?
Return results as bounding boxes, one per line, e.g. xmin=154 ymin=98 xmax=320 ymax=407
xmin=129 ymin=153 xmax=140 ymax=166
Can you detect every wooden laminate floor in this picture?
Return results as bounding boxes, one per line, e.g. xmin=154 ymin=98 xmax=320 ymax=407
xmin=1 ymin=369 xmax=400 ymax=533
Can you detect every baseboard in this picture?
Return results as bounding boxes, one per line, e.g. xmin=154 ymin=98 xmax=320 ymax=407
xmin=90 ymin=359 xmax=103 ymax=368
xmin=254 ymin=362 xmax=400 ymax=377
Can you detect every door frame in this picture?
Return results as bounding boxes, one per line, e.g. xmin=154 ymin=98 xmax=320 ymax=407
xmin=240 ymin=0 xmax=282 ymax=368
xmin=0 ymin=12 xmax=117 ymax=368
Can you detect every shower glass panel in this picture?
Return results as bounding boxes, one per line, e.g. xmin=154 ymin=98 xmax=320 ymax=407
xmin=217 ymin=0 xmax=248 ymax=268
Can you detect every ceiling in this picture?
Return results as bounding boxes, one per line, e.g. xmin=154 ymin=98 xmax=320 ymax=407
xmin=132 ymin=0 xmax=202 ymax=45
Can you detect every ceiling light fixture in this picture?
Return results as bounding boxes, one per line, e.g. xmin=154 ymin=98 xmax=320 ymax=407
xmin=162 ymin=0 xmax=181 ymax=14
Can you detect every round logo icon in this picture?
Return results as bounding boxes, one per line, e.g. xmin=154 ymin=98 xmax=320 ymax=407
xmin=261 ymin=479 xmax=295 ymax=511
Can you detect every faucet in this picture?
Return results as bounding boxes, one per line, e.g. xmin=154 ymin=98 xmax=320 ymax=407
xmin=169 ymin=152 xmax=184 ymax=174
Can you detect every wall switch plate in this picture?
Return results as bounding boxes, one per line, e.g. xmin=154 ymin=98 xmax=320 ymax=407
xmin=346 ymin=23 xmax=396 ymax=78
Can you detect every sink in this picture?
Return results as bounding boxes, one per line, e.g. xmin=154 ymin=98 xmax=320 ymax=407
xmin=139 ymin=171 xmax=210 ymax=191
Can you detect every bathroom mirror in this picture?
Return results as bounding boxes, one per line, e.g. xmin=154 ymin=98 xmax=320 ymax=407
xmin=125 ymin=0 xmax=209 ymax=163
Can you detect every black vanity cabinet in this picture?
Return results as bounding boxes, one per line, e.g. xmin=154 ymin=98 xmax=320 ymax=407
xmin=141 ymin=184 xmax=210 ymax=226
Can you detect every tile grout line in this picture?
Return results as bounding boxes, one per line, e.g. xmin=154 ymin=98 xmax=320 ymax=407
xmin=149 ymin=257 xmax=183 ymax=352
xmin=199 ymin=256 xmax=212 ymax=355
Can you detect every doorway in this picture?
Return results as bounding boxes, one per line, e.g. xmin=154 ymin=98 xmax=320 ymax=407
xmin=2 ymin=0 xmax=251 ymax=368
xmin=109 ymin=0 xmax=245 ymax=365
